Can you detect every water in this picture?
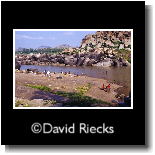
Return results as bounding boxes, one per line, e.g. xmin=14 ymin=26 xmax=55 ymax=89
xmin=21 ymin=65 xmax=131 ymax=88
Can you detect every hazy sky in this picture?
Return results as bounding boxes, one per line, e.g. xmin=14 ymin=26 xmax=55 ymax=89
xmin=15 ymin=31 xmax=96 ymax=49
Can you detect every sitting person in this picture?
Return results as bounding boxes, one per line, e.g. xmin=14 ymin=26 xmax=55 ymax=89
xmin=105 ymin=84 xmax=111 ymax=92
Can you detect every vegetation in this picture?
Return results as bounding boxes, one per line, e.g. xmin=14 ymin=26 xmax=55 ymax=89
xmin=54 ymin=91 xmax=110 ymax=107
xmin=112 ymin=40 xmax=122 ymax=45
xmin=16 ymin=48 xmax=63 ymax=54
xmin=26 ymin=84 xmax=51 ymax=92
xmin=23 ymin=103 xmax=30 ymax=107
xmin=15 ymin=100 xmax=23 ymax=107
xmin=61 ymin=51 xmax=71 ymax=55
xmin=43 ymin=100 xmax=57 ymax=105
xmin=115 ymin=49 xmax=131 ymax=63
xmin=15 ymin=99 xmax=30 ymax=107
xmin=75 ymin=83 xmax=92 ymax=95
xmin=127 ymin=45 xmax=131 ymax=48
xmin=25 ymin=83 xmax=110 ymax=107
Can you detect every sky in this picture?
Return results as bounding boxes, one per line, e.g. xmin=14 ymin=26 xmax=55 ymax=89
xmin=15 ymin=30 xmax=96 ymax=49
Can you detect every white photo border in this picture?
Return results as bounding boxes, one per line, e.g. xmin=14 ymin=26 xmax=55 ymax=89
xmin=13 ymin=29 xmax=133 ymax=109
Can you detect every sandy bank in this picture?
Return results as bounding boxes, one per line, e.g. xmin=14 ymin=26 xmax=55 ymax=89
xmin=15 ymin=71 xmax=123 ymax=107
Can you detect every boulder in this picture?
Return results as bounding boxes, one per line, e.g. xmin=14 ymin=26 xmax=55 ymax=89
xmin=31 ymin=55 xmax=38 ymax=61
xmin=86 ymin=52 xmax=103 ymax=61
xmin=87 ymin=59 xmax=96 ymax=66
xmin=67 ymin=58 xmax=77 ymax=66
xmin=57 ymin=57 xmax=65 ymax=64
xmin=64 ymin=57 xmax=71 ymax=65
xmin=50 ymin=54 xmax=56 ymax=59
xmin=15 ymin=60 xmax=21 ymax=70
xmin=77 ymin=57 xmax=85 ymax=66
xmin=83 ymin=58 xmax=96 ymax=66
xmin=122 ymin=60 xmax=130 ymax=66
xmin=63 ymin=56 xmax=76 ymax=66
xmin=94 ymin=58 xmax=112 ymax=67
xmin=50 ymin=58 xmax=57 ymax=63
xmin=112 ymin=59 xmax=123 ymax=67
xmin=38 ymin=54 xmax=50 ymax=62
xmin=95 ymin=52 xmax=104 ymax=61
xmin=79 ymin=53 xmax=86 ymax=57
xmin=119 ymin=44 xmax=124 ymax=49
xmin=73 ymin=53 xmax=80 ymax=58
xmin=73 ymin=58 xmax=78 ymax=65
xmin=83 ymin=58 xmax=90 ymax=66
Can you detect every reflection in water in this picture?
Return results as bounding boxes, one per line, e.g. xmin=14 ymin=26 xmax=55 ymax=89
xmin=21 ymin=65 xmax=131 ymax=89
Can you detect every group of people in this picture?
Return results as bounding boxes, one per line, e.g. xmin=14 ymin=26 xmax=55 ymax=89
xmin=100 ymin=83 xmax=111 ymax=92
xmin=43 ymin=70 xmax=73 ymax=77
xmin=43 ymin=70 xmax=51 ymax=77
xmin=60 ymin=71 xmax=71 ymax=75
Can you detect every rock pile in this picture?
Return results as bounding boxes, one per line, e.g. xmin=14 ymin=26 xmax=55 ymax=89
xmin=16 ymin=31 xmax=131 ymax=67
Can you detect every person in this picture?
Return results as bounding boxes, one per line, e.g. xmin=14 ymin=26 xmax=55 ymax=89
xmin=43 ymin=70 xmax=47 ymax=76
xmin=106 ymin=84 xmax=111 ymax=93
xmin=107 ymin=84 xmax=111 ymax=88
xmin=47 ymin=71 xmax=51 ymax=77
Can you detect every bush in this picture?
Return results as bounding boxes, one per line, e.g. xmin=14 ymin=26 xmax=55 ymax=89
xmin=15 ymin=99 xmax=30 ymax=107
xmin=43 ymin=100 xmax=57 ymax=105
xmin=15 ymin=100 xmax=23 ymax=107
xmin=26 ymin=84 xmax=51 ymax=92
xmin=75 ymin=83 xmax=92 ymax=95
xmin=113 ymin=41 xmax=122 ymax=45
xmin=115 ymin=49 xmax=131 ymax=63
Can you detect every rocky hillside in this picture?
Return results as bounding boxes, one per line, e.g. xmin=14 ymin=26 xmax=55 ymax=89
xmin=81 ymin=31 xmax=131 ymax=49
xmin=15 ymin=31 xmax=131 ymax=68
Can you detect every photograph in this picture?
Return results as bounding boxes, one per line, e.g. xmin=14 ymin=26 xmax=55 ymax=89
xmin=1 ymin=0 xmax=146 ymax=147
xmin=14 ymin=29 xmax=132 ymax=109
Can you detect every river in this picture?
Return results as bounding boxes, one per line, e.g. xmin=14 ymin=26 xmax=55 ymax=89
xmin=21 ymin=65 xmax=131 ymax=89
